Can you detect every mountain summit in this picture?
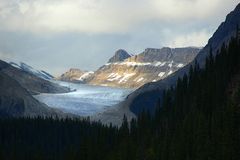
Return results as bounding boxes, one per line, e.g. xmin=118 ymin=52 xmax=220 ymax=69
xmin=108 ymin=49 xmax=131 ymax=63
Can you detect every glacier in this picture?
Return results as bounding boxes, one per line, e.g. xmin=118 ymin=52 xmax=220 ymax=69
xmin=34 ymin=81 xmax=133 ymax=117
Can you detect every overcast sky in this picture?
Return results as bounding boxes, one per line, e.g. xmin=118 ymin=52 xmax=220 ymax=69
xmin=0 ymin=0 xmax=239 ymax=76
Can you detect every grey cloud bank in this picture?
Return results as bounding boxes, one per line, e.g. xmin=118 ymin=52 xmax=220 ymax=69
xmin=0 ymin=0 xmax=239 ymax=76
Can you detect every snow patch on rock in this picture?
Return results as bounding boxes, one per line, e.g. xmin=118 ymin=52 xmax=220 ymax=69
xmin=167 ymin=70 xmax=173 ymax=75
xmin=136 ymin=77 xmax=144 ymax=83
xmin=78 ymin=71 xmax=94 ymax=81
xmin=107 ymin=73 xmax=122 ymax=81
xmin=158 ymin=72 xmax=165 ymax=77
xmin=118 ymin=73 xmax=136 ymax=83
xmin=177 ymin=63 xmax=184 ymax=68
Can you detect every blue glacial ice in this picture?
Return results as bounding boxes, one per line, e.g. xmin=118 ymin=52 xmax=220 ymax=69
xmin=34 ymin=81 xmax=133 ymax=117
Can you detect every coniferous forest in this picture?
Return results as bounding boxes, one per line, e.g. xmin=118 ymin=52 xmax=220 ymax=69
xmin=0 ymin=33 xmax=240 ymax=159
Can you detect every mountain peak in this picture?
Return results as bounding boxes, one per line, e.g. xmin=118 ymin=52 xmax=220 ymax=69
xmin=108 ymin=49 xmax=131 ymax=63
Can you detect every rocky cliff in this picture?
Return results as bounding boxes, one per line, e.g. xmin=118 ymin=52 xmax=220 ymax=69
xmin=87 ymin=47 xmax=200 ymax=88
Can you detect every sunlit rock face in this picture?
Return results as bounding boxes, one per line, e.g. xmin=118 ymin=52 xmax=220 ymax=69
xmin=58 ymin=47 xmax=200 ymax=88
xmin=88 ymin=47 xmax=200 ymax=88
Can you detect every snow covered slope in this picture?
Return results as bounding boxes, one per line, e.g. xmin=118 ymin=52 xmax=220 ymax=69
xmin=9 ymin=62 xmax=54 ymax=80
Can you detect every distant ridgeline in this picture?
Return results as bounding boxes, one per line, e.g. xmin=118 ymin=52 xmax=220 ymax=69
xmin=0 ymin=33 xmax=240 ymax=160
xmin=57 ymin=47 xmax=200 ymax=88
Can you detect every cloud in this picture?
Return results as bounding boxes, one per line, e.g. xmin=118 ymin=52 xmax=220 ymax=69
xmin=0 ymin=0 xmax=239 ymax=75
xmin=0 ymin=0 xmax=238 ymax=34
xmin=168 ymin=30 xmax=211 ymax=48
xmin=0 ymin=51 xmax=14 ymax=61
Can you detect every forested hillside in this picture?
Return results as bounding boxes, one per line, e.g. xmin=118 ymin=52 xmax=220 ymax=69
xmin=126 ymin=3 xmax=240 ymax=114
xmin=0 ymin=33 xmax=240 ymax=160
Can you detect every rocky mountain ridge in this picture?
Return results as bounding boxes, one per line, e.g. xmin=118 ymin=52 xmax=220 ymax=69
xmin=59 ymin=47 xmax=200 ymax=88
xmin=9 ymin=62 xmax=54 ymax=80
xmin=3 ymin=60 xmax=70 ymax=94
xmin=0 ymin=60 xmax=72 ymax=117
xmin=124 ymin=3 xmax=240 ymax=115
